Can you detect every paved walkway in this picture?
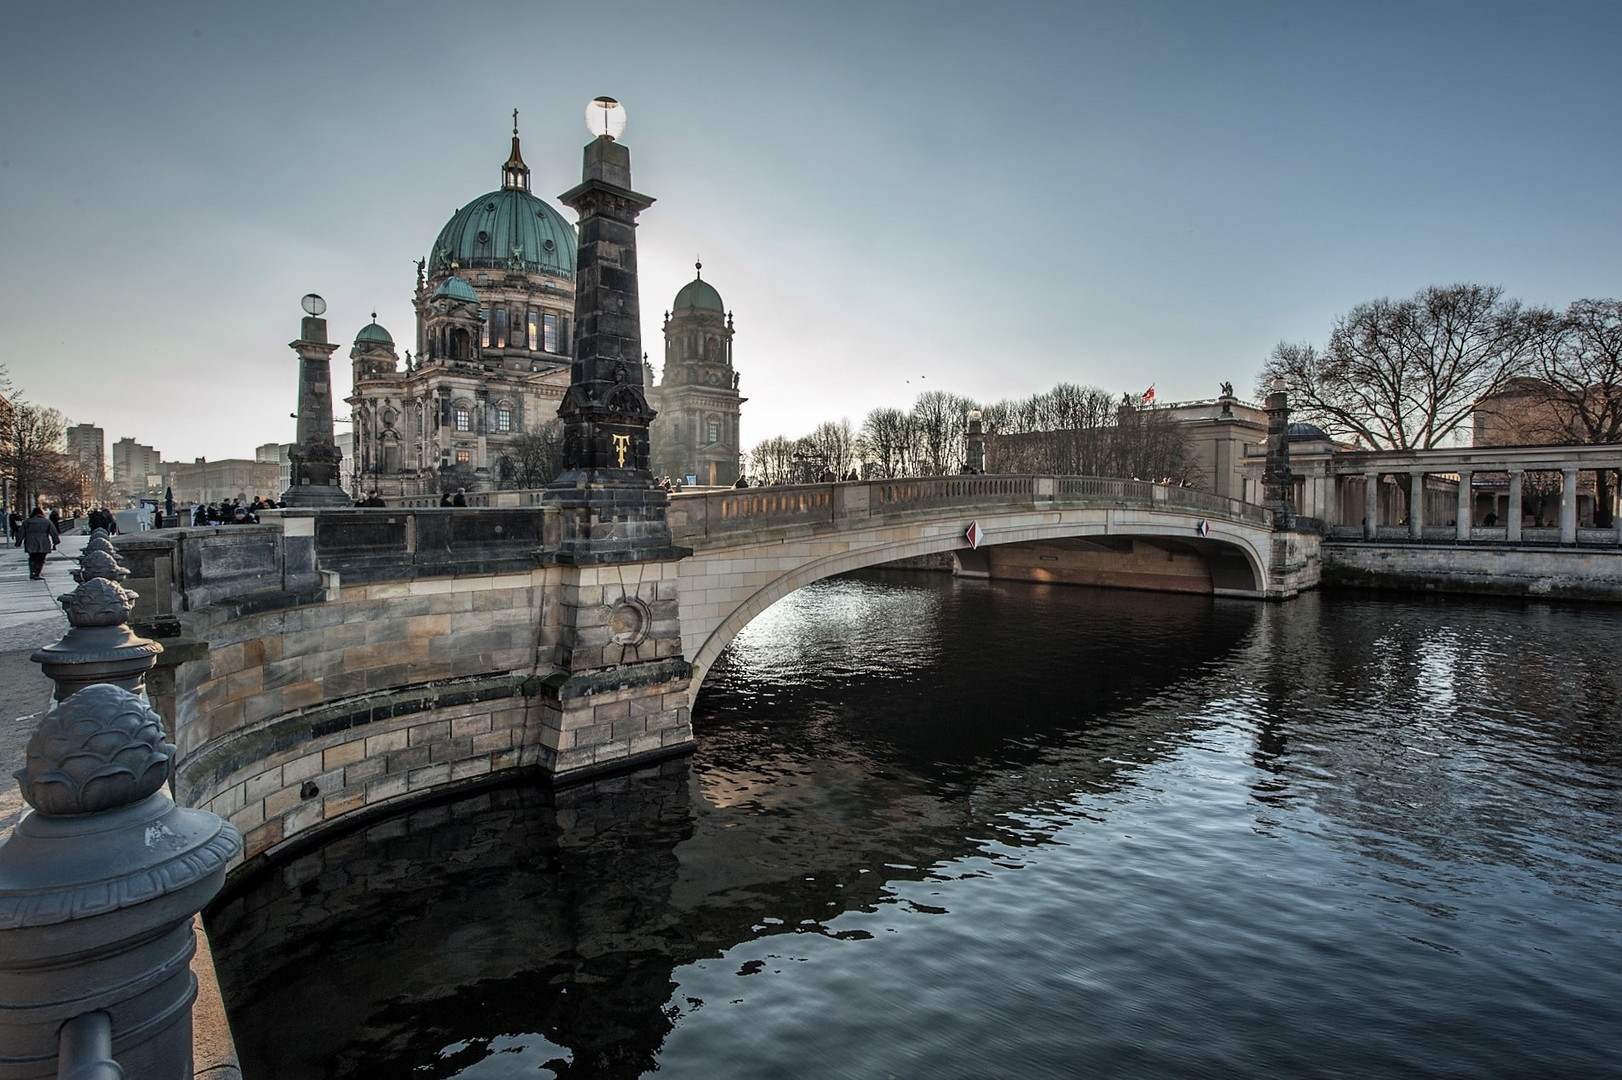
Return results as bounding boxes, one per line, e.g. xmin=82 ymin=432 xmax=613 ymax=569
xmin=0 ymin=532 xmax=88 ymax=833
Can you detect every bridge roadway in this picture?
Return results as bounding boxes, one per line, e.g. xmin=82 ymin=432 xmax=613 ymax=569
xmin=115 ymin=475 xmax=1314 ymax=868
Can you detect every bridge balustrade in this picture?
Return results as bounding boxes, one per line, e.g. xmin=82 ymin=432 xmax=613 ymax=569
xmin=668 ymin=475 xmax=1269 ymax=542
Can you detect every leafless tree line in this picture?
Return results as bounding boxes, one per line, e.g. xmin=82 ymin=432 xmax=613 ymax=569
xmin=746 ymin=385 xmax=1197 ymax=485
xmin=1259 ymin=285 xmax=1622 ymax=451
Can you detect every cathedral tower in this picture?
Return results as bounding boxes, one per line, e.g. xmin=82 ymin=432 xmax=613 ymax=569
xmin=649 ymin=263 xmax=744 ymax=486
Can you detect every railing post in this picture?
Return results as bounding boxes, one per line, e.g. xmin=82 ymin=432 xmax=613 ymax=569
xmin=0 ymin=535 xmax=241 ymax=1079
xmin=0 ymin=685 xmax=241 ymax=1079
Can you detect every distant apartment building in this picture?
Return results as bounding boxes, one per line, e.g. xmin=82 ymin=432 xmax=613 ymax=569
xmin=64 ymin=423 xmax=106 ymax=481
xmin=112 ymin=437 xmax=163 ymax=497
xmin=166 ymin=458 xmax=282 ymax=507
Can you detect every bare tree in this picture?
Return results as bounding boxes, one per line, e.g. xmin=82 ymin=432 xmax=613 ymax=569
xmin=858 ymin=407 xmax=913 ymax=478
xmin=1260 ymin=284 xmax=1547 ymax=449
xmin=2 ymin=402 xmax=68 ymax=513
xmin=910 ymin=391 xmax=977 ymax=475
xmin=1526 ymin=299 xmax=1622 ymax=444
xmin=1112 ymin=399 xmax=1200 ymax=485
xmin=502 ymin=421 xmax=565 ymax=488
xmin=749 ymin=435 xmax=798 ymax=485
xmin=803 ymin=419 xmax=857 ymax=479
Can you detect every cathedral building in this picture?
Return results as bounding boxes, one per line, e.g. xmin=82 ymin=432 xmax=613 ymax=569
xmin=347 ymin=118 xmax=743 ymax=495
xmin=649 ymin=263 xmax=745 ymax=486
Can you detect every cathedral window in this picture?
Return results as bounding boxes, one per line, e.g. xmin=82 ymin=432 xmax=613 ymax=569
xmin=492 ymin=307 xmax=507 ymax=348
xmin=543 ymin=312 xmax=559 ymax=353
xmin=456 ymin=450 xmax=470 ymax=465
xmin=454 ymin=406 xmax=472 ymax=432
xmin=527 ymin=309 xmax=540 ymax=352
xmin=706 ymin=418 xmax=721 ymax=444
xmin=496 ymin=406 xmax=513 ymax=433
xmin=480 ymin=312 xmax=490 ymax=348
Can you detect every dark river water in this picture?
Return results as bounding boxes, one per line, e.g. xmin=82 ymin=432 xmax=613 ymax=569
xmin=206 ymin=572 xmax=1622 ymax=1079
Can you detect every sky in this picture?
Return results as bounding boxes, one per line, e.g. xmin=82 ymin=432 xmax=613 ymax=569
xmin=2 ymin=0 xmax=1619 ymax=464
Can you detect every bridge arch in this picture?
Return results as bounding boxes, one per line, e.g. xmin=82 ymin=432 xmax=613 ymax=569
xmin=677 ymin=505 xmax=1271 ymax=704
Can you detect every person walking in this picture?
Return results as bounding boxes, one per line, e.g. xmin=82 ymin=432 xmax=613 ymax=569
xmin=22 ymin=508 xmax=59 ymax=580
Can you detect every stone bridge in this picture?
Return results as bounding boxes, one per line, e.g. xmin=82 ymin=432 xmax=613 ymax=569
xmin=115 ymin=476 xmax=1316 ymax=868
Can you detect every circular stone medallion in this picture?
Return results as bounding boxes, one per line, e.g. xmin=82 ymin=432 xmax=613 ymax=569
xmin=607 ymin=597 xmax=651 ymax=645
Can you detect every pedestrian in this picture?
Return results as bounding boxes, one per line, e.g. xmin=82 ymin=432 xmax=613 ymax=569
xmin=22 ymin=508 xmax=59 ymax=580
xmin=733 ymin=475 xmax=749 ymax=489
xmin=452 ymin=488 xmax=467 ymax=507
xmin=439 ymin=490 xmax=454 ymax=507
xmin=8 ymin=511 xmax=21 ymax=547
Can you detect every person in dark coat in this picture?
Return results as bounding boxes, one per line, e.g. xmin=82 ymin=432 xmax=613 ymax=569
xmin=22 ymin=508 xmax=59 ymax=580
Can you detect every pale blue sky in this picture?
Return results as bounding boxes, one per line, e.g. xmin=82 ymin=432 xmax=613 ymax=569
xmin=2 ymin=1 xmax=1618 ymax=463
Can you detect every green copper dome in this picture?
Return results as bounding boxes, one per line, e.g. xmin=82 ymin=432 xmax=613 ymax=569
xmin=432 ymin=276 xmax=479 ymax=303
xmin=354 ymin=320 xmax=394 ymax=346
xmin=430 ymin=187 xmax=576 ymax=280
xmin=673 ymin=264 xmax=724 ymax=312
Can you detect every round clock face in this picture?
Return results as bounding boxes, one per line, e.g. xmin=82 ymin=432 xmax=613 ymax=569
xmin=301 ymin=293 xmax=327 ymax=316
xmin=708 ymin=371 xmax=721 ymax=386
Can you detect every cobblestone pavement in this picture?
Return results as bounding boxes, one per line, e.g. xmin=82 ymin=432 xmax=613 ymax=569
xmin=0 ymin=532 xmax=88 ymax=833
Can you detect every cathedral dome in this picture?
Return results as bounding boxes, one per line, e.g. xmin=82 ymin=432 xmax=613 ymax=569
xmin=430 ymin=187 xmax=576 ymax=280
xmin=354 ymin=320 xmax=393 ymax=346
xmin=432 ymin=276 xmax=479 ymax=303
xmin=672 ymin=264 xmax=724 ymax=313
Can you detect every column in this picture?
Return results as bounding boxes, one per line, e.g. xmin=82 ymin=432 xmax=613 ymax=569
xmin=1363 ymin=472 xmax=1378 ymax=539
xmin=1560 ymin=467 xmax=1579 ymax=544
xmin=1613 ymin=471 xmax=1622 ymax=546
xmin=1456 ymin=469 xmax=1473 ymax=542
xmin=1507 ymin=470 xmax=1523 ymax=543
xmin=1408 ymin=471 xmax=1425 ymax=540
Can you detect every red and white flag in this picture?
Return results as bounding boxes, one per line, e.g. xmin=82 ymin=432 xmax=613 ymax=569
xmin=1141 ymin=384 xmax=1156 ymax=404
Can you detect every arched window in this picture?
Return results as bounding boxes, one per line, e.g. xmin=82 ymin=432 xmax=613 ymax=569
xmin=495 ymin=401 xmax=514 ymax=433
xmin=453 ymin=404 xmax=472 ymax=432
xmin=450 ymin=328 xmax=471 ymax=360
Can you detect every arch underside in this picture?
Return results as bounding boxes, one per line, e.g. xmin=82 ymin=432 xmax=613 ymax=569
xmin=683 ymin=514 xmax=1269 ymax=703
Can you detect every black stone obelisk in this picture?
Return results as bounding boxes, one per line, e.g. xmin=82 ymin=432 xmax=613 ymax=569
xmin=544 ymin=129 xmax=683 ymax=563
xmin=282 ymin=308 xmax=349 ymax=507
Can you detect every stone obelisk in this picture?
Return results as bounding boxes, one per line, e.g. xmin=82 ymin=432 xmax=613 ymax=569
xmin=282 ymin=295 xmax=349 ymax=507
xmin=532 ymin=98 xmax=693 ymax=777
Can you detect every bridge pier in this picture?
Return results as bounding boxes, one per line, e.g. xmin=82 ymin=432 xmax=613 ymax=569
xmin=532 ymin=560 xmax=693 ymax=776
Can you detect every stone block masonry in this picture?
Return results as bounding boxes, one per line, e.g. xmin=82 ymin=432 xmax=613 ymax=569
xmin=167 ymin=556 xmax=692 ymax=868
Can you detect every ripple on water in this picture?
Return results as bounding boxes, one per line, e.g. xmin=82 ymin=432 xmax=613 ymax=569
xmin=207 ymin=576 xmax=1622 ymax=1079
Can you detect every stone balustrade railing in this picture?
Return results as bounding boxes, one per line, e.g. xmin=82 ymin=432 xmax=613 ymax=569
xmin=668 ymin=475 xmax=1271 ymax=541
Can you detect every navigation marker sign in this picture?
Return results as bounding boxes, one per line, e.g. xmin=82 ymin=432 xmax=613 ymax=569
xmin=966 ymin=521 xmax=983 ymax=550
xmin=1197 ymin=519 xmax=1210 ymax=538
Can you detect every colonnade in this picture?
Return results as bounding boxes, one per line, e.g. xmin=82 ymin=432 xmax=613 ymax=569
xmin=1315 ymin=445 xmax=1622 ymax=546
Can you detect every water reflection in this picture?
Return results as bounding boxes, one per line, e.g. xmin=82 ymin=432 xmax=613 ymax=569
xmin=208 ymin=574 xmax=1622 ymax=1079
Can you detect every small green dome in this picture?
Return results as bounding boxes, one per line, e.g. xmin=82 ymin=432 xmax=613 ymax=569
xmin=430 ymin=187 xmax=576 ymax=280
xmin=432 ymin=276 xmax=479 ymax=303
xmin=354 ymin=320 xmax=394 ymax=346
xmin=673 ymin=265 xmax=724 ymax=313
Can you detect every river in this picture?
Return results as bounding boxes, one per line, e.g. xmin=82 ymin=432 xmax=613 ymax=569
xmin=206 ymin=571 xmax=1622 ymax=1078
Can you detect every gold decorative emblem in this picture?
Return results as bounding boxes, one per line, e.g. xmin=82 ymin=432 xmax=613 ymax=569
xmin=612 ymin=433 xmax=631 ymax=467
